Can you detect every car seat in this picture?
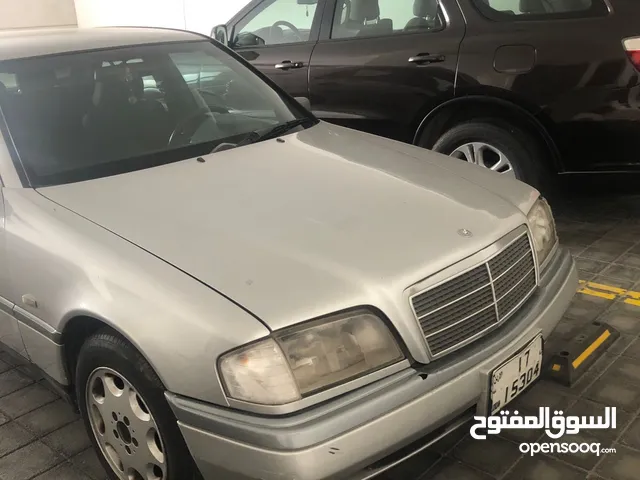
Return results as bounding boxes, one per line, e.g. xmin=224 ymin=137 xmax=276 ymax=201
xmin=346 ymin=0 xmax=393 ymax=37
xmin=13 ymin=70 xmax=79 ymax=168
xmin=405 ymin=0 xmax=439 ymax=31
xmin=127 ymin=73 xmax=172 ymax=146
xmin=84 ymin=65 xmax=169 ymax=156
xmin=519 ymin=0 xmax=547 ymax=14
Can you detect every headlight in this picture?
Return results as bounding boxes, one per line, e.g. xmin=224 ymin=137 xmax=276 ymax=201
xmin=219 ymin=310 xmax=403 ymax=405
xmin=527 ymin=197 xmax=557 ymax=267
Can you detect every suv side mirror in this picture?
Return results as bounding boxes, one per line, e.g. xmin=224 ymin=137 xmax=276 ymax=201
xmin=211 ymin=24 xmax=228 ymax=45
xmin=294 ymin=97 xmax=311 ymax=111
xmin=234 ymin=32 xmax=265 ymax=48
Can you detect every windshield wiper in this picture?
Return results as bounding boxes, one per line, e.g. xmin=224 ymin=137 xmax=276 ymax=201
xmin=257 ymin=117 xmax=313 ymax=142
xmin=210 ymin=117 xmax=313 ymax=154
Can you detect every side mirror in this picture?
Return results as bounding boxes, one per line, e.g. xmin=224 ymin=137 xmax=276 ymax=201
xmin=294 ymin=97 xmax=312 ymax=111
xmin=211 ymin=24 xmax=228 ymax=45
xmin=235 ymin=32 xmax=265 ymax=47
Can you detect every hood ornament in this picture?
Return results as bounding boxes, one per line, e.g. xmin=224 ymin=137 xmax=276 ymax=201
xmin=458 ymin=228 xmax=473 ymax=238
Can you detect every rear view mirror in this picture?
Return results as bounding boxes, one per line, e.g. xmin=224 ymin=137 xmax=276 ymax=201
xmin=211 ymin=24 xmax=228 ymax=45
xmin=294 ymin=97 xmax=311 ymax=111
xmin=297 ymin=0 xmax=318 ymax=4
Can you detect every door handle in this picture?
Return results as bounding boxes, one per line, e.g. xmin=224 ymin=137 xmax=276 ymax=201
xmin=275 ymin=60 xmax=305 ymax=70
xmin=408 ymin=54 xmax=445 ymax=65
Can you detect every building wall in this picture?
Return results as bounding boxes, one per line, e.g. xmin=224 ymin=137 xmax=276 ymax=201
xmin=184 ymin=0 xmax=249 ymax=36
xmin=74 ymin=0 xmax=250 ymax=36
xmin=0 ymin=0 xmax=77 ymax=29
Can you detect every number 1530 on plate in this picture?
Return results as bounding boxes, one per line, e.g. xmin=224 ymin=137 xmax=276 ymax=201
xmin=490 ymin=334 xmax=543 ymax=415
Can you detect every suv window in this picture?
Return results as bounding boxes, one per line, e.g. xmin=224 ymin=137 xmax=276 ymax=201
xmin=331 ymin=0 xmax=444 ymax=39
xmin=234 ymin=0 xmax=319 ymax=47
xmin=473 ymin=0 xmax=609 ymax=20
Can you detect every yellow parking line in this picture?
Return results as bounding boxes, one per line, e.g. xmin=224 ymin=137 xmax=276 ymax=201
xmin=578 ymin=286 xmax=616 ymax=300
xmin=626 ymin=289 xmax=640 ymax=306
xmin=578 ymin=280 xmax=640 ymax=306
xmin=585 ymin=281 xmax=627 ymax=295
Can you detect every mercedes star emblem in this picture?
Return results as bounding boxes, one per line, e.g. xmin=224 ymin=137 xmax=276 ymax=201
xmin=458 ymin=228 xmax=473 ymax=237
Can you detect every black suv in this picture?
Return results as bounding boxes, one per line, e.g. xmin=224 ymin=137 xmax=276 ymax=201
xmin=212 ymin=0 xmax=640 ymax=189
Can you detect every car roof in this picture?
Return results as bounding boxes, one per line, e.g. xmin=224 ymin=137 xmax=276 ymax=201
xmin=0 ymin=27 xmax=206 ymax=62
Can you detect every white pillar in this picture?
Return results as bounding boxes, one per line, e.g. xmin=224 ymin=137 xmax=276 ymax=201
xmin=74 ymin=0 xmax=186 ymax=29
xmin=0 ymin=0 xmax=77 ymax=29
xmin=73 ymin=0 xmax=251 ymax=36
xmin=184 ymin=0 xmax=249 ymax=35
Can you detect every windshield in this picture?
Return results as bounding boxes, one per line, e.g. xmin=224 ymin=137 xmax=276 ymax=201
xmin=0 ymin=40 xmax=315 ymax=187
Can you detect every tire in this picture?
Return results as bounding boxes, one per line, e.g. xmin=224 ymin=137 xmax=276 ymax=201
xmin=431 ymin=118 xmax=552 ymax=192
xmin=75 ymin=328 xmax=196 ymax=480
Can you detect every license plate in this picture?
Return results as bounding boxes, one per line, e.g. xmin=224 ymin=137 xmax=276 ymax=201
xmin=489 ymin=334 xmax=543 ymax=415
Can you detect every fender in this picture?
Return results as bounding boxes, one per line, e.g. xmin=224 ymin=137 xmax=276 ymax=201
xmin=2 ymin=188 xmax=271 ymax=406
xmin=412 ymin=95 xmax=564 ymax=172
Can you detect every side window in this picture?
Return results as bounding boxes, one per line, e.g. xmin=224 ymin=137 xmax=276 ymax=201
xmin=234 ymin=0 xmax=319 ymax=47
xmin=473 ymin=0 xmax=608 ymax=19
xmin=331 ymin=0 xmax=444 ymax=40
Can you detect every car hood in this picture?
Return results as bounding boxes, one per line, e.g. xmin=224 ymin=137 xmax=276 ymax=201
xmin=38 ymin=122 xmax=538 ymax=332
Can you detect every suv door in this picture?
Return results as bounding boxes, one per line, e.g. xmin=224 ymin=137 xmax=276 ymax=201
xmin=228 ymin=0 xmax=326 ymax=99
xmin=307 ymin=0 xmax=465 ymax=142
xmin=458 ymin=0 xmax=640 ymax=172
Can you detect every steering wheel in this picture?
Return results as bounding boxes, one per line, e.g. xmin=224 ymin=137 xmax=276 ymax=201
xmin=168 ymin=107 xmax=217 ymax=147
xmin=271 ymin=20 xmax=302 ymax=42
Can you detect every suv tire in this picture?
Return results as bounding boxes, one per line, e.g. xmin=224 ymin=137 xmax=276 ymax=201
xmin=431 ymin=118 xmax=551 ymax=192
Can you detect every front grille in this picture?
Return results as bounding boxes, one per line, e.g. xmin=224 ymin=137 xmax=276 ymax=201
xmin=410 ymin=232 xmax=536 ymax=358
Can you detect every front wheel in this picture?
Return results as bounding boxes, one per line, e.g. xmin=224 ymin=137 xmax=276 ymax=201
xmin=431 ymin=119 xmax=551 ymax=191
xmin=76 ymin=329 xmax=196 ymax=480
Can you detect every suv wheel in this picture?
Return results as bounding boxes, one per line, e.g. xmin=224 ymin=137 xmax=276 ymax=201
xmin=431 ymin=119 xmax=550 ymax=190
xmin=76 ymin=329 xmax=196 ymax=480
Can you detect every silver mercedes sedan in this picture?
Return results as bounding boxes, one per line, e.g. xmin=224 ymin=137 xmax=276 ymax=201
xmin=0 ymin=27 xmax=577 ymax=480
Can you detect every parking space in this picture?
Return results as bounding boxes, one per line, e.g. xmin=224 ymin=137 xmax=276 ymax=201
xmin=1 ymin=193 xmax=640 ymax=480
xmin=0 ymin=357 xmax=102 ymax=480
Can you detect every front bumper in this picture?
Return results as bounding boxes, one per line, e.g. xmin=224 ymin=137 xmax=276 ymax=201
xmin=167 ymin=248 xmax=578 ymax=480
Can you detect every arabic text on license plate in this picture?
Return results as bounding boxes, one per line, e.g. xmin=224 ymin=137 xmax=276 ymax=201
xmin=490 ymin=335 xmax=543 ymax=415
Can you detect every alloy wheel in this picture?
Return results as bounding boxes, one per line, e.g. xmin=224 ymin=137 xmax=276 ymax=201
xmin=450 ymin=142 xmax=515 ymax=177
xmin=86 ymin=367 xmax=167 ymax=480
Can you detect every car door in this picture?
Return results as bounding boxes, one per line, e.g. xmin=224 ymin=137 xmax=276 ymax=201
xmin=0 ymin=74 xmax=29 ymax=360
xmin=228 ymin=0 xmax=326 ymax=99
xmin=457 ymin=0 xmax=640 ymax=172
xmin=307 ymin=0 xmax=465 ymax=143
xmin=0 ymin=187 xmax=28 ymax=360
